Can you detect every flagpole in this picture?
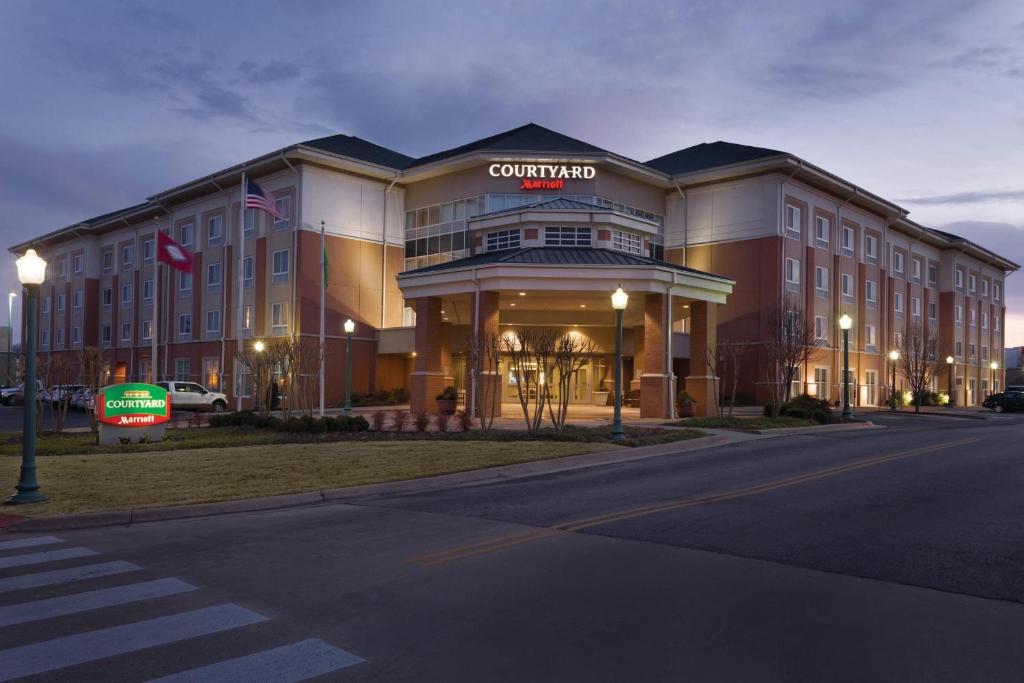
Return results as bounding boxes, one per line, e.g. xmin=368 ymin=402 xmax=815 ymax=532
xmin=319 ymin=220 xmax=326 ymax=417
xmin=152 ymin=217 xmax=159 ymax=383
xmin=236 ymin=172 xmax=246 ymax=412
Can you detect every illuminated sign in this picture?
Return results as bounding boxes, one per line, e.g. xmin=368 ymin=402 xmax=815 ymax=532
xmin=97 ymin=383 xmax=171 ymax=427
xmin=488 ymin=163 xmax=596 ymax=180
xmin=520 ymin=179 xmax=564 ymax=191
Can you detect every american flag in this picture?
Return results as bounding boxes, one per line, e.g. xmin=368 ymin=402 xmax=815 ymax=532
xmin=245 ymin=178 xmax=285 ymax=220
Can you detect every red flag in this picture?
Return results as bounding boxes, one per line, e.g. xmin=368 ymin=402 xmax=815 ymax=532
xmin=157 ymin=230 xmax=193 ymax=273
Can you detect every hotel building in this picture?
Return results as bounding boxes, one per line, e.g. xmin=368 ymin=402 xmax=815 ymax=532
xmin=11 ymin=124 xmax=1018 ymax=417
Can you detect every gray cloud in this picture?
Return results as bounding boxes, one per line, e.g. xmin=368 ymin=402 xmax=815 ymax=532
xmin=239 ymin=60 xmax=301 ymax=84
xmin=899 ymin=190 xmax=1024 ymax=205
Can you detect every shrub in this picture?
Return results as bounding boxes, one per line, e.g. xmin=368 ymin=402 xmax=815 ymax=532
xmin=210 ymin=411 xmax=367 ymax=434
xmin=435 ymin=413 xmax=450 ymax=433
xmin=778 ymin=394 xmax=832 ymax=424
xmin=349 ymin=415 xmax=369 ymax=432
xmin=414 ymin=412 xmax=430 ymax=432
xmin=371 ymin=410 xmax=387 ymax=431
xmin=322 ymin=416 xmax=340 ymax=432
xmin=392 ymin=410 xmax=409 ymax=432
xmin=392 ymin=387 xmax=410 ymax=403
xmin=436 ymin=386 xmax=458 ymax=401
xmin=763 ymin=401 xmax=779 ymax=418
xmin=913 ymin=390 xmax=942 ymax=406
xmin=350 ymin=388 xmax=411 ymax=407
xmin=455 ymin=409 xmax=472 ymax=432
xmin=306 ymin=418 xmax=327 ymax=434
xmin=677 ymin=390 xmax=695 ymax=405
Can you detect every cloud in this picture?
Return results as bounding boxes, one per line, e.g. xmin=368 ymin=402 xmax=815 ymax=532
xmin=239 ymin=60 xmax=301 ymax=84
xmin=899 ymin=190 xmax=1024 ymax=205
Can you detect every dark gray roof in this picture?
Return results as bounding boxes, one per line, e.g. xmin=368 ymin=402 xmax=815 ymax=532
xmin=407 ymin=123 xmax=611 ymax=169
xmin=301 ymin=133 xmax=416 ymax=169
xmin=475 ymin=197 xmax=611 ymax=218
xmin=400 ymin=246 xmax=732 ymax=281
xmin=645 ymin=141 xmax=786 ymax=175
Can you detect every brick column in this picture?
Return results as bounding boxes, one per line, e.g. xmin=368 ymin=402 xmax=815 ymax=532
xmin=410 ymin=297 xmax=446 ymax=414
xmin=469 ymin=291 xmax=501 ymax=422
xmin=640 ymin=293 xmax=672 ymax=418
xmin=685 ymin=300 xmax=718 ymax=417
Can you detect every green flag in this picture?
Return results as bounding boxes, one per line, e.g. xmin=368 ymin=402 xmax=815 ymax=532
xmin=322 ymin=246 xmax=329 ymax=287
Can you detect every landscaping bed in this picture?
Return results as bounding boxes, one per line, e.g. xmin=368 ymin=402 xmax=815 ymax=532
xmin=665 ymin=416 xmax=817 ymax=430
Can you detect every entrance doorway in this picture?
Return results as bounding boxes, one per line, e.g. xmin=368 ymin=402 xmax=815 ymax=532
xmin=500 ymin=357 xmax=596 ymax=406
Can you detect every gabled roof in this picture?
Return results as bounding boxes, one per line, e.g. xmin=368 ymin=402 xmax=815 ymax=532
xmin=475 ymin=197 xmax=607 ymax=218
xmin=301 ymin=133 xmax=415 ymax=169
xmin=644 ymin=141 xmax=786 ymax=175
xmin=400 ymin=246 xmax=733 ymax=282
xmin=407 ymin=123 xmax=611 ymax=169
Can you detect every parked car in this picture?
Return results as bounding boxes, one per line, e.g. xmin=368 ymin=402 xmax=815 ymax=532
xmin=156 ymin=382 xmax=229 ymax=412
xmin=43 ymin=384 xmax=86 ymax=406
xmin=70 ymin=387 xmax=95 ymax=412
xmin=983 ymin=391 xmax=1024 ymax=413
xmin=1 ymin=381 xmax=46 ymax=406
xmin=1007 ymin=385 xmax=1024 ymax=393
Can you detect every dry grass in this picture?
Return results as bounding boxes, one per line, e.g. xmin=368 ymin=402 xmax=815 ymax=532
xmin=1 ymin=440 xmax=621 ymax=517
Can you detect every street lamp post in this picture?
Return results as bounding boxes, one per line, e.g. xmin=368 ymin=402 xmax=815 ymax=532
xmin=839 ymin=314 xmax=853 ymax=420
xmin=7 ymin=249 xmax=47 ymax=505
xmin=946 ymin=356 xmax=955 ymax=407
xmin=610 ymin=287 xmax=628 ymax=441
xmin=888 ymin=349 xmax=900 ymax=411
xmin=6 ymin=292 xmax=14 ymax=387
xmin=343 ymin=318 xmax=355 ymax=416
xmin=990 ymin=361 xmax=998 ymax=396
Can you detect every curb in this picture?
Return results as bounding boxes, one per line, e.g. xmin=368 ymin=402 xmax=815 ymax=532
xmin=2 ymin=433 xmax=747 ymax=533
xmin=746 ymin=421 xmax=883 ymax=435
xmin=863 ymin=410 xmax=989 ymax=421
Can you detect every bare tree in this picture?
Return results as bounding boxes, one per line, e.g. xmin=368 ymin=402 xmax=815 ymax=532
xmin=705 ymin=341 xmax=749 ymax=418
xmin=40 ymin=354 xmax=74 ymax=433
xmin=764 ymin=296 xmax=822 ymax=416
xmin=236 ymin=344 xmax=273 ymax=416
xmin=78 ymin=347 xmax=110 ymax=433
xmin=501 ymin=329 xmax=556 ymax=430
xmin=467 ymin=330 xmax=501 ymax=430
xmin=545 ymin=334 xmax=597 ymax=430
xmin=897 ymin=319 xmax=940 ymax=413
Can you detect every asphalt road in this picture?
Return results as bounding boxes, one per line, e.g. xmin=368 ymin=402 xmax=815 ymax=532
xmin=1 ymin=412 xmax=1024 ymax=681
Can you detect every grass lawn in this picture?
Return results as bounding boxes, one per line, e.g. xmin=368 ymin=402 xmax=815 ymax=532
xmin=665 ymin=416 xmax=818 ymax=430
xmin=2 ymin=441 xmax=623 ymax=517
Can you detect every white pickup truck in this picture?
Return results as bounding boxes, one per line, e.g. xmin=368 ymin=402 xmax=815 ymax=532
xmin=156 ymin=382 xmax=229 ymax=412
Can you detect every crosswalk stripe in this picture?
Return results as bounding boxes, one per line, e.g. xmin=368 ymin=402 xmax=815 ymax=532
xmin=0 ymin=560 xmax=141 ymax=593
xmin=0 ymin=603 xmax=268 ymax=681
xmin=0 ymin=546 xmax=97 ymax=569
xmin=0 ymin=536 xmax=63 ymax=552
xmin=148 ymin=638 xmax=366 ymax=682
xmin=0 ymin=578 xmax=197 ymax=627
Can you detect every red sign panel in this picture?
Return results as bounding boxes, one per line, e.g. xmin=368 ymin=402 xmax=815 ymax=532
xmin=520 ymin=178 xmax=565 ymax=191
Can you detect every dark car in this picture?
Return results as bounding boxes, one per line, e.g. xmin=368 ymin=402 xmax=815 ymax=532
xmin=983 ymin=391 xmax=1024 ymax=413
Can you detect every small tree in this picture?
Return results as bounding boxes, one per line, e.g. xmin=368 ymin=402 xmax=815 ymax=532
xmin=897 ymin=319 xmax=940 ymax=413
xmin=236 ymin=343 xmax=273 ymax=417
xmin=41 ymin=354 xmax=74 ymax=433
xmin=705 ymin=340 xmax=749 ymax=418
xmin=502 ymin=329 xmax=556 ymax=431
xmin=545 ymin=333 xmax=597 ymax=430
xmin=764 ymin=296 xmax=822 ymax=416
xmin=78 ymin=347 xmax=110 ymax=433
xmin=467 ymin=329 xmax=501 ymax=430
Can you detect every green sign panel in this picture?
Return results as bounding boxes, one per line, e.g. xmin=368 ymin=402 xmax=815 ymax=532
xmin=97 ymin=383 xmax=171 ymax=427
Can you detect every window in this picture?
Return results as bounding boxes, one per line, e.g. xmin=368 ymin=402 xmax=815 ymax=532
xmin=841 ymin=273 xmax=854 ymax=298
xmin=969 ymin=343 xmax=976 ymax=359
xmin=72 ymin=290 xmax=82 ymax=309
xmin=815 ymin=216 xmax=829 ymax=246
xmin=41 ymin=330 xmax=49 ymax=348
xmin=207 ymin=215 xmax=224 ymax=246
xmin=955 ymin=340 xmax=963 ymax=357
xmin=121 ymin=283 xmax=132 ymax=306
xmin=180 ymin=223 xmax=194 ymax=247
xmin=928 ymin=264 xmax=937 ymax=286
xmin=982 ymin=346 xmax=989 ymax=362
xmin=785 ymin=204 xmax=801 ymax=237
xmin=487 ymin=229 xmax=521 ymax=252
xmin=994 ymin=283 xmax=1001 ymax=302
xmin=995 ymin=315 xmax=1000 ymax=333
xmin=864 ymin=234 xmax=877 ymax=260
xmin=101 ymin=324 xmax=112 ymax=345
xmin=243 ymin=305 xmax=253 ymax=332
xmin=982 ymin=312 xmax=988 ymax=330
xmin=955 ymin=268 xmax=964 ymax=289
xmin=203 ymin=358 xmax=221 ymax=391
xmin=911 ymin=297 xmax=920 ymax=317
xmin=121 ymin=244 xmax=134 ymax=268
xmin=58 ymin=258 xmax=67 ymax=279
xmin=56 ymin=293 xmax=65 ymax=312
xmin=41 ymin=297 xmax=49 ymax=314
xmin=893 ymin=251 xmax=904 ymax=275
xmin=178 ymin=313 xmax=192 ymax=338
xmin=955 ymin=304 xmax=963 ymax=324
xmin=981 ymin=280 xmax=989 ymax=298
xmin=545 ymin=227 xmax=592 ymax=246
xmin=206 ymin=310 xmax=221 ymax=337
xmin=912 ymin=258 xmax=922 ymax=281
xmin=71 ymin=326 xmax=81 ymax=345
xmin=243 ymin=256 xmax=254 ymax=287
xmin=143 ymin=239 xmax=154 ymax=263
xmin=143 ymin=279 xmax=153 ymax=302
xmin=842 ymin=226 xmax=854 ymax=254
xmin=102 ymin=249 xmax=113 ymax=273
xmin=928 ymin=301 xmax=937 ymax=320
xmin=273 ymin=197 xmax=290 ymax=231
xmin=785 ymin=258 xmax=800 ymax=285
xmin=968 ymin=273 xmax=976 ymax=293
xmin=175 ymin=359 xmax=191 ymax=382
xmin=143 ymin=320 xmax=153 ymax=340
xmin=969 ymin=308 xmax=976 ymax=327
xmin=102 ymin=288 xmax=112 ymax=309
xmin=121 ymin=322 xmax=131 ymax=342
xmin=814 ymin=315 xmax=828 ymax=341
xmin=56 ymin=328 xmax=64 ymax=347
xmin=272 ymin=302 xmax=288 ymax=335
xmin=611 ymin=230 xmax=641 ymax=254
xmin=865 ymin=324 xmax=877 ymax=349
xmin=179 ymin=271 xmax=192 ymax=292
xmin=894 ymin=292 xmax=904 ymax=314
xmin=207 ymin=262 xmax=222 ymax=290
xmin=865 ymin=279 xmax=877 ymax=304
xmin=815 ymin=266 xmax=828 ymax=294
xmin=272 ymin=249 xmax=290 ymax=281
xmin=814 ymin=368 xmax=829 ymax=400
xmin=244 ymin=208 xmax=256 ymax=235
xmin=72 ymin=254 xmax=83 ymax=274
